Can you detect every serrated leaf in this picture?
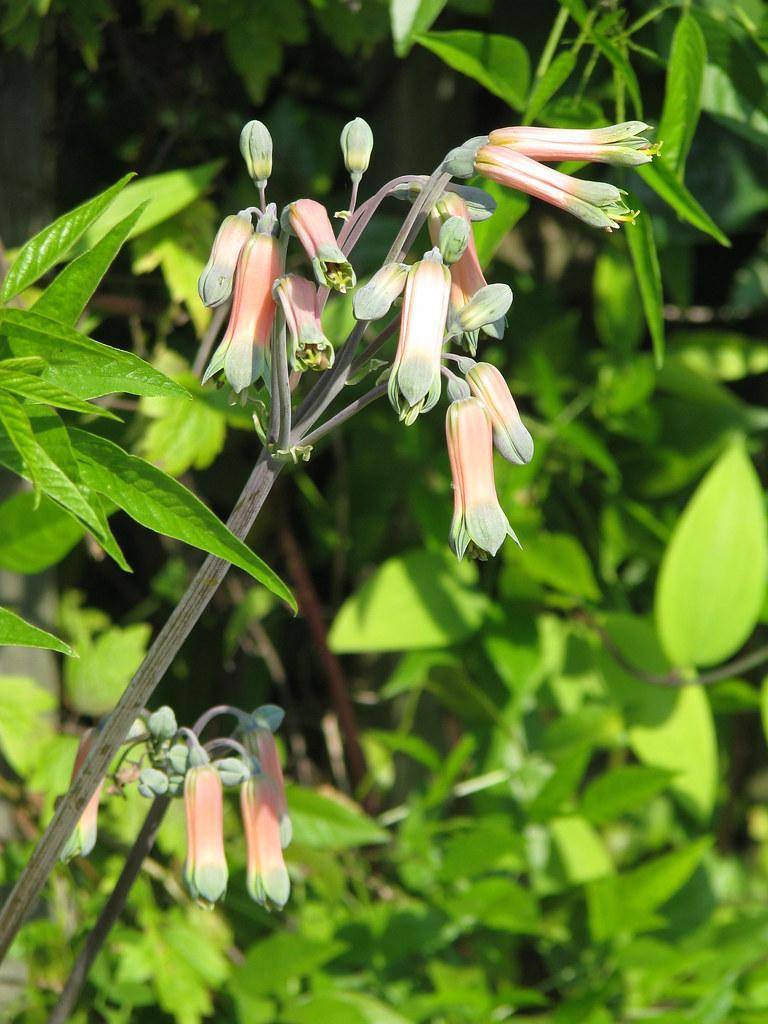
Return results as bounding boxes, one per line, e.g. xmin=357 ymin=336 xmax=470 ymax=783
xmin=581 ymin=765 xmax=674 ymax=825
xmin=0 ymin=366 xmax=119 ymax=420
xmin=0 ymin=390 xmax=44 ymax=501
xmin=658 ymin=14 xmax=707 ymax=178
xmin=0 ymin=492 xmax=83 ymax=573
xmin=0 ymin=174 xmax=134 ymax=302
xmin=286 ymin=785 xmax=388 ymax=848
xmin=637 ymin=161 xmax=730 ymax=247
xmin=655 ymin=440 xmax=767 ymax=668
xmin=0 ymin=308 xmax=188 ymax=400
xmin=0 ymin=608 xmax=74 ymax=656
xmin=626 ymin=210 xmax=665 ymax=368
xmin=416 ymin=31 xmax=530 ymax=110
xmin=32 ymin=202 xmax=149 ymax=326
xmin=64 ymin=622 xmax=152 ymax=715
xmin=68 ymin=429 xmax=295 ymax=608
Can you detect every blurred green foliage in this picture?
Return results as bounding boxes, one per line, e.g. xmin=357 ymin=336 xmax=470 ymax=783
xmin=3 ymin=0 xmax=768 ymax=1022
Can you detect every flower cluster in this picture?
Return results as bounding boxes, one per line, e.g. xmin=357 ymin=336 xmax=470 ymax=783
xmin=197 ymin=116 xmax=656 ymax=561
xmin=60 ymin=703 xmax=292 ymax=911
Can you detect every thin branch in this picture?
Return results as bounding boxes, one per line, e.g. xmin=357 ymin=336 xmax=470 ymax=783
xmin=299 ymin=382 xmax=387 ymax=449
xmin=348 ymin=315 xmax=399 ymax=377
xmin=192 ymin=302 xmax=229 ymax=378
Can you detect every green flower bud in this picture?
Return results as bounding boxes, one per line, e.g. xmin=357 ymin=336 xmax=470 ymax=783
xmin=438 ymin=216 xmax=470 ymax=265
xmin=148 ymin=706 xmax=177 ymax=742
xmin=138 ymin=767 xmax=170 ymax=798
xmin=340 ymin=117 xmax=374 ymax=182
xmin=443 ymin=136 xmax=489 ymax=179
xmin=167 ymin=743 xmax=189 ymax=776
xmin=240 ymin=120 xmax=273 ymax=187
xmin=453 ymin=283 xmax=513 ymax=335
xmin=215 ymin=757 xmax=251 ymax=787
xmin=353 ymin=263 xmax=408 ymax=321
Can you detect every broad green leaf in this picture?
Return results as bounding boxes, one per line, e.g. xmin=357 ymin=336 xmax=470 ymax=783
xmin=472 ymin=181 xmax=529 ymax=268
xmin=626 ymin=211 xmax=665 ymax=368
xmin=68 ymin=429 xmax=295 ymax=608
xmin=656 ymin=441 xmax=767 ymax=667
xmin=79 ymin=161 xmax=223 ymax=250
xmin=0 ymin=492 xmax=83 ymax=573
xmin=508 ymin=531 xmax=601 ymax=601
xmin=668 ymin=329 xmax=768 ymax=381
xmin=0 ymin=676 xmax=58 ymax=775
xmin=286 ymin=785 xmax=388 ymax=849
xmin=0 ymin=174 xmax=133 ymax=302
xmin=64 ymin=622 xmax=151 ymax=715
xmin=590 ymin=32 xmax=642 ymax=117
xmin=550 ymin=816 xmax=613 ymax=884
xmin=637 ymin=162 xmax=730 ymax=248
xmin=0 ymin=366 xmax=119 ymax=420
xmin=32 ymin=202 xmax=148 ymax=326
xmin=0 ymin=609 xmax=74 ymax=657
xmin=658 ymin=14 xmax=707 ymax=178
xmin=441 ymin=876 xmax=539 ymax=934
xmin=416 ymin=31 xmax=530 ymax=111
xmin=230 ymin=933 xmax=346 ymax=1001
xmin=283 ymin=992 xmax=412 ymax=1024
xmin=0 ymin=390 xmax=44 ymax=499
xmin=0 ymin=308 xmax=188 ymax=400
xmin=328 ymin=549 xmax=489 ymax=653
xmin=581 ymin=765 xmax=674 ymax=825
xmin=525 ymin=50 xmax=577 ymax=123
xmin=390 ymin=0 xmax=446 ymax=57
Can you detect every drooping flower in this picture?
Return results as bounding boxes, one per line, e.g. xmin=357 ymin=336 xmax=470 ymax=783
xmin=251 ymin=727 xmax=291 ymax=847
xmin=474 ymin=145 xmax=637 ymax=232
xmin=273 ymin=275 xmax=334 ymax=372
xmin=286 ymin=199 xmax=356 ymax=293
xmin=240 ymin=775 xmax=291 ymax=909
xmin=197 ymin=214 xmax=253 ymax=308
xmin=446 ymin=397 xmax=518 ymax=560
xmin=388 ymin=248 xmax=451 ymax=425
xmin=489 ymin=121 xmax=658 ymax=167
xmin=466 ymin=361 xmax=533 ymax=465
xmin=202 ymin=231 xmax=282 ymax=393
xmin=184 ymin=762 xmax=228 ymax=907
xmin=60 ymin=729 xmax=103 ymax=863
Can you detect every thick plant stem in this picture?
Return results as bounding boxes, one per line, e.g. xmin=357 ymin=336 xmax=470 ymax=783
xmin=46 ymin=797 xmax=170 ymax=1024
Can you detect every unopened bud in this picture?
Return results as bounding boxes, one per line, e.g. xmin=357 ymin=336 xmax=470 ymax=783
xmin=240 ymin=120 xmax=273 ymax=187
xmin=353 ymin=262 xmax=409 ymax=321
xmin=453 ymin=282 xmax=513 ymax=334
xmin=148 ymin=706 xmax=177 ymax=742
xmin=138 ymin=767 xmax=170 ymax=798
xmin=438 ymin=216 xmax=470 ymax=265
xmin=443 ymin=135 xmax=489 ymax=179
xmin=216 ymin=757 xmax=251 ymax=787
xmin=340 ymin=117 xmax=373 ymax=182
xmin=167 ymin=743 xmax=189 ymax=776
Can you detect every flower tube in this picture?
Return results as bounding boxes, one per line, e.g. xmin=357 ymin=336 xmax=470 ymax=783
xmin=466 ymin=361 xmax=533 ymax=465
xmin=489 ymin=121 xmax=658 ymax=167
xmin=446 ymin=397 xmax=518 ymax=560
xmin=202 ymin=231 xmax=282 ymax=393
xmin=240 ymin=775 xmax=291 ymax=910
xmin=474 ymin=145 xmax=637 ymax=232
xmin=198 ymin=214 xmax=254 ymax=308
xmin=273 ymin=274 xmax=334 ymax=372
xmin=184 ymin=763 xmax=228 ymax=907
xmin=286 ymin=199 xmax=355 ymax=292
xmin=60 ymin=729 xmax=103 ymax=863
xmin=388 ymin=249 xmax=451 ymax=425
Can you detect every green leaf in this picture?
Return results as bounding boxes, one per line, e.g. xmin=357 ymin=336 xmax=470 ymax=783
xmin=0 ymin=492 xmax=83 ymax=573
xmin=626 ymin=211 xmax=665 ymax=368
xmin=550 ymin=816 xmax=613 ymax=884
xmin=0 ymin=365 xmax=119 ymax=420
xmin=416 ymin=31 xmax=530 ymax=110
xmin=525 ymin=50 xmax=577 ymax=123
xmin=590 ymin=32 xmax=642 ymax=117
xmin=79 ymin=161 xmax=223 ymax=250
xmin=637 ymin=162 xmax=730 ymax=248
xmin=64 ymin=622 xmax=151 ymax=715
xmin=471 ymin=181 xmax=529 ymax=268
xmin=0 ymin=608 xmax=74 ymax=657
xmin=667 ymin=329 xmax=768 ymax=381
xmin=328 ymin=549 xmax=489 ymax=653
xmin=0 ymin=390 xmax=44 ymax=500
xmin=441 ymin=876 xmax=539 ymax=935
xmin=593 ymin=244 xmax=644 ymax=352
xmin=390 ymin=0 xmax=446 ymax=57
xmin=0 ymin=308 xmax=188 ymax=400
xmin=68 ymin=429 xmax=295 ymax=608
xmin=581 ymin=765 xmax=674 ymax=825
xmin=0 ymin=676 xmax=58 ymax=775
xmin=230 ymin=933 xmax=346 ymax=1001
xmin=283 ymin=993 xmax=412 ymax=1024
xmin=657 ymin=14 xmax=707 ymax=178
xmin=0 ymin=175 xmax=134 ymax=303
xmin=32 ymin=202 xmax=149 ymax=326
xmin=508 ymin=531 xmax=601 ymax=601
xmin=655 ymin=440 xmax=767 ymax=667
xmin=286 ymin=785 xmax=388 ymax=849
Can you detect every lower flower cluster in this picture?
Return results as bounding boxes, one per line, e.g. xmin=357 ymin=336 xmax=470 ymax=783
xmin=60 ymin=703 xmax=291 ymax=911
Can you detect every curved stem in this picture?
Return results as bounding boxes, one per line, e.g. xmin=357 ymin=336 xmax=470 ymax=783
xmin=204 ymin=737 xmax=251 ymax=760
xmin=192 ymin=704 xmax=250 ymax=736
xmin=348 ymin=315 xmax=400 ymax=378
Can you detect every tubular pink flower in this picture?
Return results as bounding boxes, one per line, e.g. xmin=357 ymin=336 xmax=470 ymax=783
xmin=184 ymin=763 xmax=228 ymax=906
xmin=240 ymin=775 xmax=290 ymax=910
xmin=60 ymin=729 xmax=103 ymax=863
xmin=198 ymin=213 xmax=253 ymax=308
xmin=475 ymin=145 xmax=637 ymax=232
xmin=489 ymin=121 xmax=658 ymax=167
xmin=287 ymin=199 xmax=355 ymax=293
xmin=273 ymin=274 xmax=334 ymax=372
xmin=388 ymin=249 xmax=451 ymax=425
xmin=466 ymin=361 xmax=533 ymax=465
xmin=203 ymin=233 xmax=282 ymax=394
xmin=251 ymin=727 xmax=291 ymax=848
xmin=446 ymin=397 xmax=517 ymax=560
